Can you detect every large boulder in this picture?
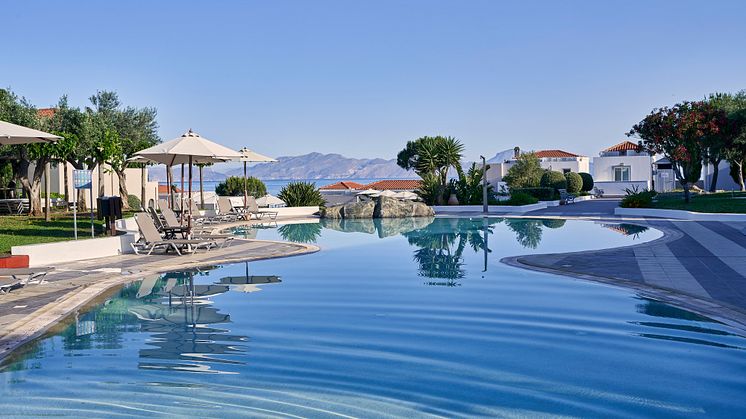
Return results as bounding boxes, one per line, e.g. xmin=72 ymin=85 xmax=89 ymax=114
xmin=374 ymin=196 xmax=435 ymax=218
xmin=321 ymin=205 xmax=344 ymax=219
xmin=342 ymin=200 xmax=375 ymax=219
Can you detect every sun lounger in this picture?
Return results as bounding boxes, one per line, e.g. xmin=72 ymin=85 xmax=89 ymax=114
xmin=217 ymin=197 xmax=241 ymax=222
xmin=0 ymin=267 xmax=54 ymax=294
xmin=131 ymin=213 xmax=217 ymax=255
xmin=247 ymin=196 xmax=278 ymax=220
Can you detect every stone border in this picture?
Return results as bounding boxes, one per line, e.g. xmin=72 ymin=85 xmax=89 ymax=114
xmin=433 ymin=202 xmax=549 ymax=213
xmin=501 ymin=219 xmax=746 ymax=332
xmin=0 ymin=239 xmax=319 ymax=363
xmin=615 ymin=207 xmax=746 ymax=222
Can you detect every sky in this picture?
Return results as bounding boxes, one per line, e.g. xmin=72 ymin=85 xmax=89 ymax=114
xmin=3 ymin=0 xmax=746 ymax=162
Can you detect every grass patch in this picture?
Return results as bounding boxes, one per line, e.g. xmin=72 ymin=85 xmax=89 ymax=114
xmin=651 ymin=191 xmax=746 ymax=213
xmin=0 ymin=211 xmax=131 ymax=254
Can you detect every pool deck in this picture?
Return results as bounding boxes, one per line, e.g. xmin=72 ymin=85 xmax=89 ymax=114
xmin=438 ymin=199 xmax=746 ymax=330
xmin=0 ymin=235 xmax=319 ymax=362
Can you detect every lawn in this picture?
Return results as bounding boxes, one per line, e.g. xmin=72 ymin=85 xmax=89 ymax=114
xmin=0 ymin=212 xmax=112 ymax=254
xmin=652 ymin=191 xmax=746 ymax=213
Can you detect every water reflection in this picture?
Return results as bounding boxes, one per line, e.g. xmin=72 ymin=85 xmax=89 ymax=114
xmin=602 ymin=223 xmax=650 ymax=239
xmin=403 ymin=218 xmax=492 ymax=286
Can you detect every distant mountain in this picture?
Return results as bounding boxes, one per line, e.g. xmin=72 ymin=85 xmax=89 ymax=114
xmin=148 ymin=152 xmax=418 ymax=181
xmin=487 ymin=149 xmax=516 ymax=163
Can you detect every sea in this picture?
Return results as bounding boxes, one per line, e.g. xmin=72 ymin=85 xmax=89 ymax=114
xmin=158 ymin=178 xmax=385 ymax=196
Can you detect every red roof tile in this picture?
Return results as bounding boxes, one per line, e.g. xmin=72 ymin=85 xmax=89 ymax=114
xmin=319 ymin=181 xmax=366 ymax=190
xmin=602 ymin=141 xmax=641 ymax=153
xmin=364 ymin=180 xmax=421 ymax=190
xmin=37 ymin=108 xmax=56 ymax=118
xmin=534 ymin=149 xmax=582 ymax=158
xmin=158 ymin=185 xmax=182 ymax=194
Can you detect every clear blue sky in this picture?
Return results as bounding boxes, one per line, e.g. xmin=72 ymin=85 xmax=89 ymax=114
xmin=4 ymin=0 xmax=745 ymax=161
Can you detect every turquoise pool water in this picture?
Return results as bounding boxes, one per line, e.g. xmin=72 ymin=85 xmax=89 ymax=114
xmin=1 ymin=217 xmax=745 ymax=417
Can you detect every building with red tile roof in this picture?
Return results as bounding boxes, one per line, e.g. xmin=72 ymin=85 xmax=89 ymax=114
xmin=37 ymin=108 xmax=56 ymax=118
xmin=592 ymin=141 xmax=653 ymax=195
xmin=364 ymin=179 xmax=421 ymax=191
xmin=319 ymin=181 xmax=366 ymax=191
xmin=534 ymin=149 xmax=582 ymax=159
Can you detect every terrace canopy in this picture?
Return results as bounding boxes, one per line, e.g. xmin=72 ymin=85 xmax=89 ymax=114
xmin=132 ymin=129 xmax=240 ymax=223
xmin=237 ymin=147 xmax=276 ymax=208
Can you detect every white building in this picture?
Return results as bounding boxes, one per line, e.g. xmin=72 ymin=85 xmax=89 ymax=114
xmin=592 ymin=141 xmax=652 ymax=196
xmin=486 ymin=148 xmax=590 ymax=188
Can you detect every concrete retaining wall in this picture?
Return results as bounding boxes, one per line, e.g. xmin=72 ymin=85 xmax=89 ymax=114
xmin=615 ymin=207 xmax=746 ymax=222
xmin=12 ymin=233 xmax=138 ymax=267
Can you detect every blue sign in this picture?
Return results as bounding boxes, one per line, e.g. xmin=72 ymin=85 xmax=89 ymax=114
xmin=73 ymin=170 xmax=92 ymax=189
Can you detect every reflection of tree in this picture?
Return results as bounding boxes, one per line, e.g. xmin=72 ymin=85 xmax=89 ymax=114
xmin=541 ymin=219 xmax=566 ymax=229
xmin=403 ymin=218 xmax=494 ymax=285
xmin=504 ymin=219 xmax=543 ymax=249
xmin=602 ymin=223 xmax=649 ymax=239
xmin=277 ymin=223 xmax=323 ymax=243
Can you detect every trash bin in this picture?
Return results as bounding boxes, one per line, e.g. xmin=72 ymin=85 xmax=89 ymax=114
xmin=97 ymin=196 xmax=123 ymax=235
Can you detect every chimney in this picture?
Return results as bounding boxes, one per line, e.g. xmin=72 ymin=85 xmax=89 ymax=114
xmin=513 ymin=146 xmax=520 ymax=159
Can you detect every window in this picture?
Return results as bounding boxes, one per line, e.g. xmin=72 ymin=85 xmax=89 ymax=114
xmin=562 ymin=168 xmax=571 ymax=174
xmin=613 ymin=166 xmax=630 ymax=182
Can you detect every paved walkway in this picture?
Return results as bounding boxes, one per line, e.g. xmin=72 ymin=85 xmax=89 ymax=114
xmin=0 ymin=238 xmax=318 ymax=361
xmin=499 ymin=199 xmax=746 ymax=328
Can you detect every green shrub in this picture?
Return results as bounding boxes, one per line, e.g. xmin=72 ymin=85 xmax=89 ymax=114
xmin=278 ymin=181 xmax=325 ymax=207
xmin=510 ymin=187 xmax=556 ymax=201
xmin=579 ymin=172 xmax=594 ymax=192
xmin=503 ymin=152 xmax=542 ymax=188
xmin=127 ymin=194 xmax=141 ymax=210
xmin=215 ymin=176 xmax=267 ymax=197
xmin=504 ymin=191 xmax=539 ymax=206
xmin=540 ymin=170 xmax=567 ymax=191
xmin=620 ymin=187 xmax=657 ymax=208
xmin=564 ymin=172 xmax=583 ymax=194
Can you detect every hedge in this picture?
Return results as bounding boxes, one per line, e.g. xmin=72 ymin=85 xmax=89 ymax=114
xmin=540 ymin=170 xmax=567 ymax=190
xmin=565 ymin=172 xmax=583 ymax=194
xmin=510 ymin=187 xmax=556 ymax=201
xmin=579 ymin=172 xmax=594 ymax=192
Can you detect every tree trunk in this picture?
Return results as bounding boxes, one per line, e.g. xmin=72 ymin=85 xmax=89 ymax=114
xmin=115 ymin=169 xmax=130 ymax=210
xmin=738 ymin=162 xmax=746 ymax=191
xmin=15 ymin=159 xmax=48 ymax=216
xmin=708 ymin=159 xmax=721 ymax=192
xmin=98 ymin=164 xmax=105 ymax=197
xmin=682 ymin=182 xmax=691 ymax=203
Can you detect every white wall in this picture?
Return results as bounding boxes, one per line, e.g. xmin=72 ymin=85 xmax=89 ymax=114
xmin=593 ymin=155 xmax=652 ymax=184
xmin=540 ymin=157 xmax=590 ymax=174
xmin=594 ymin=180 xmax=649 ymax=197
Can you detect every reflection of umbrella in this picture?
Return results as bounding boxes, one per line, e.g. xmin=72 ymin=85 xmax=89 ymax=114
xmin=0 ymin=120 xmax=61 ymax=144
xmin=255 ymin=194 xmax=285 ymax=207
xmin=129 ymin=305 xmax=230 ymax=325
xmin=163 ymin=284 xmax=230 ymax=299
xmin=218 ymin=275 xmax=281 ymax=285
xmin=132 ymin=129 xmax=240 ymax=222
xmin=237 ymin=147 xmax=276 ymax=208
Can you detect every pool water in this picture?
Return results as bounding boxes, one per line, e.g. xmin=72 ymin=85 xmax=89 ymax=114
xmin=1 ymin=217 xmax=745 ymax=417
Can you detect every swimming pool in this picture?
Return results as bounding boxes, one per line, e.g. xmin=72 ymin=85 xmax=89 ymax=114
xmin=1 ymin=217 xmax=744 ymax=417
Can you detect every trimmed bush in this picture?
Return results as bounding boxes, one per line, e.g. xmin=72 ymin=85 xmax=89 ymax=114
xmin=127 ymin=194 xmax=141 ymax=210
xmin=504 ymin=192 xmax=539 ymax=206
xmin=564 ymin=172 xmax=583 ymax=194
xmin=278 ymin=181 xmax=325 ymax=207
xmin=540 ymin=170 xmax=567 ymax=191
xmin=579 ymin=172 xmax=594 ymax=192
xmin=215 ymin=176 xmax=267 ymax=197
xmin=510 ymin=187 xmax=556 ymax=201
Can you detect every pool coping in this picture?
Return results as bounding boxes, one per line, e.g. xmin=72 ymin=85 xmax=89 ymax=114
xmin=0 ymin=238 xmax=320 ymax=364
xmin=500 ymin=219 xmax=746 ymax=332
